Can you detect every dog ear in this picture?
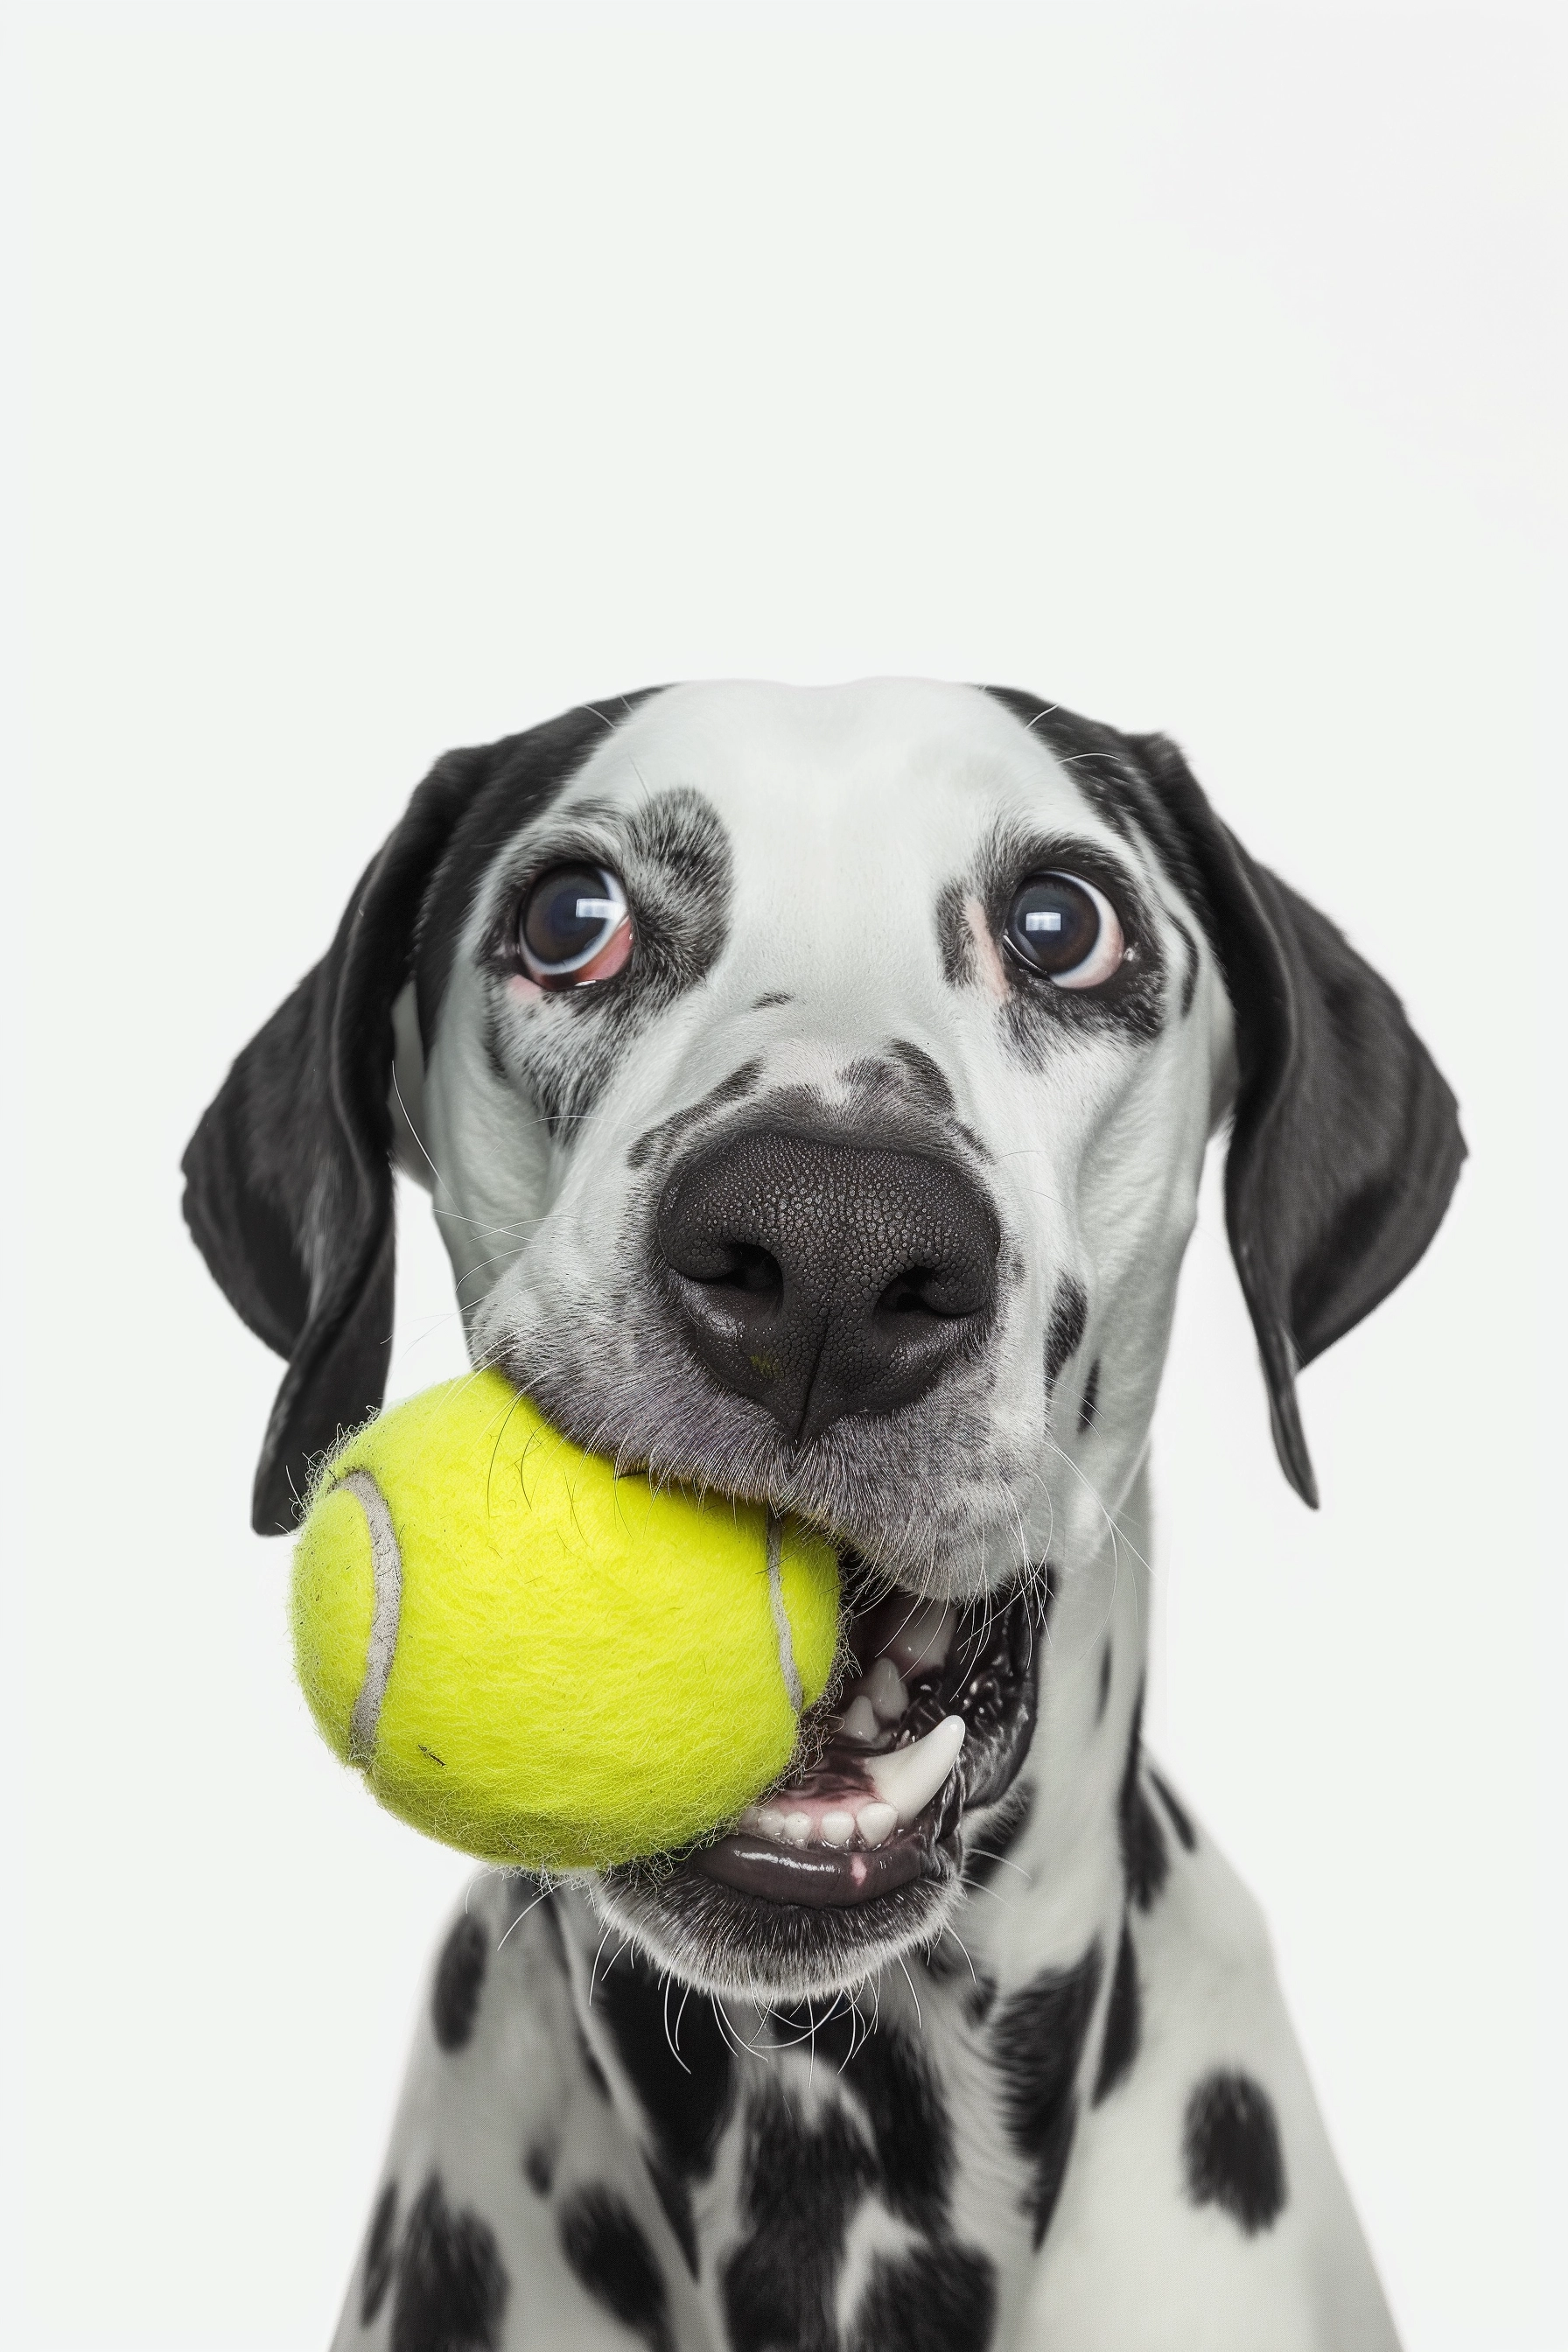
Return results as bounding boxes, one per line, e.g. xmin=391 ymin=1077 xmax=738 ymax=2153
xmin=1130 ymin=732 xmax=1466 ymax=1507
xmin=182 ymin=745 xmax=494 ymax=1534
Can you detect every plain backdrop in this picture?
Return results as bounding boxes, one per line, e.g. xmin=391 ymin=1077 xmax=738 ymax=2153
xmin=5 ymin=4 xmax=1563 ymax=2348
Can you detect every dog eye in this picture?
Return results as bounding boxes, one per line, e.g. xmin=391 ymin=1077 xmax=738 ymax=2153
xmin=1004 ymin=873 xmax=1125 ymax=989
xmin=518 ymin=864 xmax=632 ymax=986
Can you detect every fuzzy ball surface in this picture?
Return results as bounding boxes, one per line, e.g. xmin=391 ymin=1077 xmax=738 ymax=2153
xmin=291 ymin=1372 xmax=840 ymax=1869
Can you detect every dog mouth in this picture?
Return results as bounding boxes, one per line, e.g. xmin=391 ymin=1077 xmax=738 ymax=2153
xmin=696 ymin=1574 xmax=1040 ymax=1908
xmin=598 ymin=1564 xmax=1045 ymax=1995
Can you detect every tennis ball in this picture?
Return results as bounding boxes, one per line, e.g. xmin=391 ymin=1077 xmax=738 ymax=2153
xmin=290 ymin=1372 xmax=840 ymax=1871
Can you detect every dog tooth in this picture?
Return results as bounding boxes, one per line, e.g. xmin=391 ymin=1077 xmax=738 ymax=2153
xmin=841 ymin=1696 xmax=880 ymax=1743
xmin=864 ymin=1715 xmax=965 ymax=1825
xmin=780 ymin=1811 xmax=812 ymax=1845
xmin=880 ymin=1599 xmax=956 ymax=1677
xmin=864 ymin=1658 xmax=908 ymax=1722
xmin=819 ymin=1810 xmax=856 ymax=1847
xmin=754 ymin=1808 xmax=787 ymax=1842
xmin=857 ymin=1801 xmax=898 ymax=1847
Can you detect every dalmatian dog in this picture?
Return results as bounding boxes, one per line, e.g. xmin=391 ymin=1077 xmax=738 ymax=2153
xmin=184 ymin=680 xmax=1463 ymax=2351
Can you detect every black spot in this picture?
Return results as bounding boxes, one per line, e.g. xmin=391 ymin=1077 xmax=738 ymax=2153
xmin=626 ymin=1057 xmax=765 ymax=1169
xmin=752 ymin=990 xmax=793 ymax=1009
xmin=722 ymin=2082 xmax=874 ymax=2352
xmin=1118 ymin=1691 xmax=1169 ymax=1913
xmin=430 ymin=1914 xmax=488 ymax=2053
xmin=1150 ymin=1768 xmax=1197 ymax=1852
xmin=849 ymin=2239 xmax=998 ymax=2352
xmin=1096 ymin=1642 xmax=1112 ymax=1723
xmin=360 ymin=2180 xmax=399 ymax=2326
xmin=1078 ymin=1360 xmax=1100 ymax=1433
xmin=990 ymin=1942 xmax=1102 ymax=2247
xmin=963 ymin=1784 xmax=1035 ymax=1891
xmin=1045 ymin=1278 xmax=1088 ymax=1389
xmin=391 ymin=2173 xmax=508 ymax=2352
xmin=557 ymin=2184 xmax=674 ymax=2352
xmin=822 ymin=2016 xmax=955 ymax=2230
xmin=597 ymin=1942 xmax=733 ymax=2179
xmin=1184 ymin=2072 xmax=1287 ymax=2234
xmin=886 ymin=1038 xmax=956 ymax=1115
xmin=523 ymin=2141 xmax=554 ymax=2197
xmin=1092 ymin=1922 xmax=1140 ymax=2105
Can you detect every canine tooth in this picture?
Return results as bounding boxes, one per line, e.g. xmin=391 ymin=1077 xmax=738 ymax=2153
xmin=864 ymin=1658 xmax=908 ymax=1722
xmin=841 ymin=1696 xmax=880 ymax=1743
xmin=865 ymin=1716 xmax=965 ymax=1825
xmin=857 ymin=1801 xmax=898 ymax=1847
xmin=820 ymin=1810 xmax=856 ymax=1847
xmin=780 ymin=1811 xmax=812 ymax=1845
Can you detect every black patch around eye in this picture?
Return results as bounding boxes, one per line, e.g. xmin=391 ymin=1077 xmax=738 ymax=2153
xmin=850 ymin=2240 xmax=999 ymax=2352
xmin=483 ymin=785 xmax=734 ymax=1143
xmin=1078 ymin=1360 xmax=1101 ymax=1433
xmin=1045 ymin=1278 xmax=1088 ymax=1388
xmin=1184 ymin=2072 xmax=1287 ymax=2234
xmin=1092 ymin=1922 xmax=1140 ymax=2105
xmin=392 ymin=2173 xmax=508 ymax=2352
xmin=557 ymin=2185 xmax=674 ymax=2352
xmin=1119 ymin=1690 xmax=1170 ymax=1913
xmin=991 ymin=1942 xmax=1102 ymax=2248
xmin=360 ymin=2180 xmax=399 ymax=2326
xmin=430 ymin=1914 xmax=488 ymax=2053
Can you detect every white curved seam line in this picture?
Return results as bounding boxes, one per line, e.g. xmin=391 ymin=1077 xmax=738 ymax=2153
xmin=766 ymin=1514 xmax=802 ymax=1714
xmin=340 ymin=1471 xmax=402 ymax=1765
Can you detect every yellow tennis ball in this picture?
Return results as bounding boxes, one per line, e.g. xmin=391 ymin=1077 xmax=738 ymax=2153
xmin=290 ymin=1372 xmax=840 ymax=1870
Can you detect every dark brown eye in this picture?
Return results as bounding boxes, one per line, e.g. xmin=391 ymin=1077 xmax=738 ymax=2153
xmin=518 ymin=864 xmax=631 ymax=987
xmin=1004 ymin=872 xmax=1125 ymax=989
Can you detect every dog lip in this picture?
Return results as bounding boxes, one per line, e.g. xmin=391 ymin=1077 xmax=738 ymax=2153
xmin=693 ymin=1821 xmax=937 ymax=1908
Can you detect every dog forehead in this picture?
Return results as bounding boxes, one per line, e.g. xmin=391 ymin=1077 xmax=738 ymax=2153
xmin=561 ymin=679 xmax=1113 ymax=872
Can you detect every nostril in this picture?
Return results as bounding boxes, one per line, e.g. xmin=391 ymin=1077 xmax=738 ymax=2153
xmin=700 ymin=1243 xmax=782 ymax=1300
xmin=876 ymin=1261 xmax=993 ymax=1323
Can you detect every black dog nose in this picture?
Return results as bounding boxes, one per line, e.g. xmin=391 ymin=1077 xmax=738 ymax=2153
xmin=655 ymin=1130 xmax=1000 ymax=1443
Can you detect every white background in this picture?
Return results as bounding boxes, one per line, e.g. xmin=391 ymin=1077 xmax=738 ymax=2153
xmin=6 ymin=5 xmax=1563 ymax=2348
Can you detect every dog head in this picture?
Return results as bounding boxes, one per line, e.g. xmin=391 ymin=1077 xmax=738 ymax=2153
xmin=184 ymin=680 xmax=1462 ymax=1993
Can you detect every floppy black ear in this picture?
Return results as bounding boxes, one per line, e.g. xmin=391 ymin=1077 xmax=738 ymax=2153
xmin=181 ymin=746 xmax=494 ymax=1533
xmin=1130 ymin=732 xmax=1466 ymax=1507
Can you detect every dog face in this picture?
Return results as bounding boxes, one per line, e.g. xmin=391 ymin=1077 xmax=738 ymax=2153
xmin=184 ymin=681 xmax=1462 ymax=1998
xmin=418 ymin=681 xmax=1230 ymax=1598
